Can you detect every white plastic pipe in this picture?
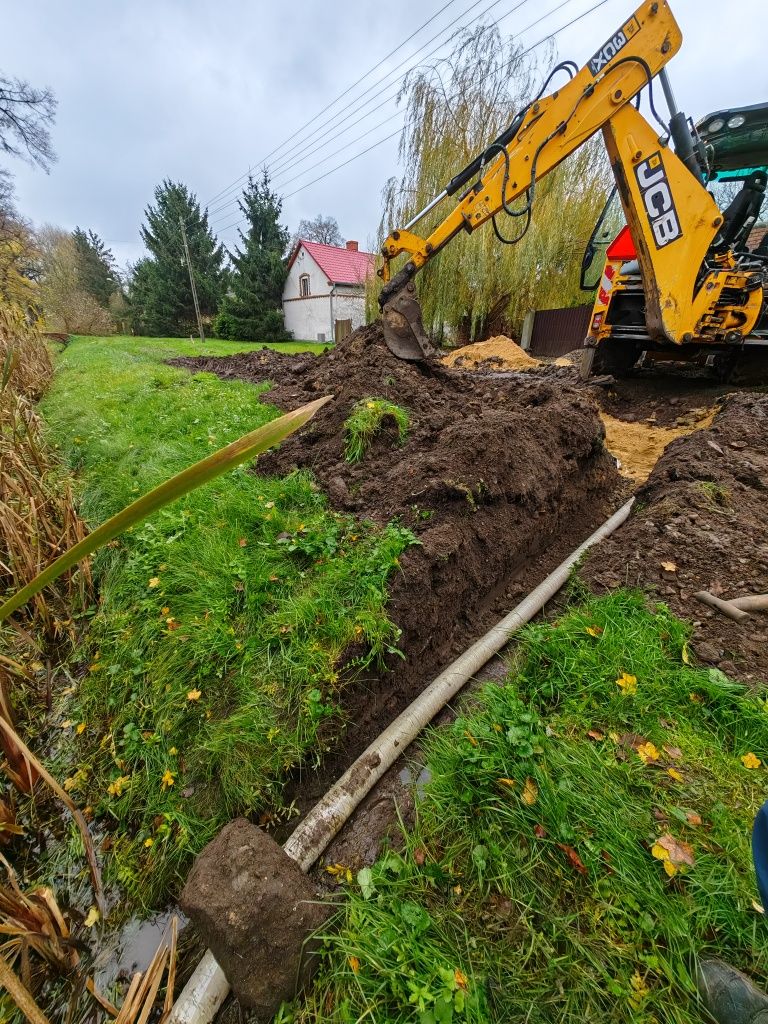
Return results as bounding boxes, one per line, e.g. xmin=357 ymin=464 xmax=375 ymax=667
xmin=169 ymin=497 xmax=634 ymax=1023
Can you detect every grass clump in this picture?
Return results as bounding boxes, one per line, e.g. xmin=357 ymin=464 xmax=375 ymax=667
xmin=296 ymin=591 xmax=768 ymax=1024
xmin=39 ymin=335 xmax=415 ymax=909
xmin=344 ymin=398 xmax=410 ymax=463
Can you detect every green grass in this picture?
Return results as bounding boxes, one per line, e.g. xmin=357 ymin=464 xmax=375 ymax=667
xmin=344 ymin=399 xmax=410 ymax=463
xmin=295 ymin=591 xmax=768 ymax=1024
xmin=39 ymin=335 xmax=414 ymax=910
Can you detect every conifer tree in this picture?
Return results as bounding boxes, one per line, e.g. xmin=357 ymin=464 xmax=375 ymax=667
xmin=215 ymin=171 xmax=289 ymax=341
xmin=72 ymin=227 xmax=119 ymax=307
xmin=132 ymin=180 xmax=225 ymax=336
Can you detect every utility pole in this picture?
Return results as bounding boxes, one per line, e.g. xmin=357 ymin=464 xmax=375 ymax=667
xmin=179 ymin=216 xmax=205 ymax=343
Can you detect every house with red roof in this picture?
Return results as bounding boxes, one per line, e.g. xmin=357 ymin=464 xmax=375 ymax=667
xmin=283 ymin=239 xmax=375 ymax=342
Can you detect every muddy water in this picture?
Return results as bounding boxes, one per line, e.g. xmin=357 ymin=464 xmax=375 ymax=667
xmin=93 ymin=907 xmax=186 ymax=990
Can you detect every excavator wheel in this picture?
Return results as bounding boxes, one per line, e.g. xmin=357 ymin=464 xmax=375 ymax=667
xmin=590 ymin=338 xmax=643 ymax=377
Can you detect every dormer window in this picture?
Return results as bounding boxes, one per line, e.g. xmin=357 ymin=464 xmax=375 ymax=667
xmin=299 ymin=274 xmax=310 ymax=297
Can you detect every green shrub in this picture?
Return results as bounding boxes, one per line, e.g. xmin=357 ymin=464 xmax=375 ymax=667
xmin=344 ymin=398 xmax=410 ymax=463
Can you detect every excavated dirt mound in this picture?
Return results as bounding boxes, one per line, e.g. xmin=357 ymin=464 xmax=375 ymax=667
xmin=583 ymin=392 xmax=768 ymax=683
xmin=171 ymin=324 xmax=621 ymax=780
xmin=442 ymin=335 xmax=541 ymax=372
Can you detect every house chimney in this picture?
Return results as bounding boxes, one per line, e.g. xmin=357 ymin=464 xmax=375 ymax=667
xmin=345 ymin=240 xmax=359 ymax=251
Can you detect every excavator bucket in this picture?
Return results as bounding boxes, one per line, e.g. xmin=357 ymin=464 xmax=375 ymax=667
xmin=380 ymin=283 xmax=436 ymax=362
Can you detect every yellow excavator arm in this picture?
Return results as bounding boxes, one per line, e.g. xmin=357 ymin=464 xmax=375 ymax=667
xmin=377 ymin=0 xmax=764 ymax=363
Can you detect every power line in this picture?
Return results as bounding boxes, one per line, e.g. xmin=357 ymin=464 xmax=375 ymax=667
xmin=218 ymin=0 xmax=609 ymax=236
xmin=209 ymin=0 xmax=524 ymax=227
xmin=204 ymin=0 xmax=467 ymax=211
xmin=264 ymin=0 xmax=538 ymax=195
xmin=207 ymin=0 xmax=509 ymax=222
xmin=263 ymin=0 xmax=520 ymax=187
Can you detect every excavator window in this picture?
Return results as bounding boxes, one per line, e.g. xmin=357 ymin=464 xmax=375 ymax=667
xmin=580 ymin=186 xmax=626 ymax=291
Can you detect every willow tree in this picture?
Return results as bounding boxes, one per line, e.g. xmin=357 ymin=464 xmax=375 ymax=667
xmin=377 ymin=25 xmax=613 ymax=341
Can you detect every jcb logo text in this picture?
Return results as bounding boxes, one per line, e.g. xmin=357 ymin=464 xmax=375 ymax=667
xmin=634 ymin=153 xmax=682 ymax=248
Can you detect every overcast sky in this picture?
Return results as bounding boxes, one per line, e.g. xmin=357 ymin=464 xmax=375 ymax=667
xmin=4 ymin=0 xmax=766 ymax=271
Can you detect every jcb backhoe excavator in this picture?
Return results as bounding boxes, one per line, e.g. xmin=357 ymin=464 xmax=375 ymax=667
xmin=377 ymin=0 xmax=768 ymax=379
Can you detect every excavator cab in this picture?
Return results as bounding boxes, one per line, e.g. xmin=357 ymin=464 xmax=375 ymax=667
xmin=584 ymin=100 xmax=768 ymax=376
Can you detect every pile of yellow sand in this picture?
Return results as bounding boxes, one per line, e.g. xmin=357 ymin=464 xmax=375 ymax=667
xmin=443 ymin=336 xmax=542 ymax=371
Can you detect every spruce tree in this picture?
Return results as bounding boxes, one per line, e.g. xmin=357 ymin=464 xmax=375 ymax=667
xmin=215 ymin=171 xmax=290 ymax=341
xmin=72 ymin=227 xmax=119 ymax=307
xmin=134 ymin=180 xmax=225 ymax=336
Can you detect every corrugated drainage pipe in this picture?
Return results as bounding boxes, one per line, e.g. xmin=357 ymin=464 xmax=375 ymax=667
xmin=169 ymin=497 xmax=634 ymax=1023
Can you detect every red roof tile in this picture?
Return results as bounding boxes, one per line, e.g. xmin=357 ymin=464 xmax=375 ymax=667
xmin=289 ymin=240 xmax=375 ymax=285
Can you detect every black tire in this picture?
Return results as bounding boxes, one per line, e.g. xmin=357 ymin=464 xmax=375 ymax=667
xmin=591 ymin=339 xmax=642 ymax=377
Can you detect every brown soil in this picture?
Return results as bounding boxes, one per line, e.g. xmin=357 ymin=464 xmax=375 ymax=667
xmin=180 ymin=818 xmax=329 ymax=1017
xmin=590 ymin=372 xmax=733 ymax=427
xmin=443 ymin=335 xmax=541 ymax=372
xmin=171 ymin=324 xmax=621 ymax=799
xmin=583 ymin=392 xmax=768 ymax=683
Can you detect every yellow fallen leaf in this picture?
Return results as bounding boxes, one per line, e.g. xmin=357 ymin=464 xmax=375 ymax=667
xmin=84 ymin=906 xmax=100 ymax=927
xmin=186 ymin=689 xmax=202 ymax=702
xmin=661 ymin=561 xmax=678 ymax=572
xmin=741 ymin=752 xmax=762 ymax=770
xmin=30 ymin=661 xmax=44 ymax=672
xmin=454 ymin=968 xmax=469 ymax=990
xmin=682 ymin=642 xmax=691 ymax=665
xmin=497 ymin=778 xmax=516 ymax=789
xmin=144 ymin=837 xmax=154 ymax=848
xmin=161 ymin=606 xmax=170 ymax=615
xmin=348 ymin=955 xmax=360 ymax=973
xmin=463 ymin=730 xmax=478 ymax=748
xmin=629 ymin=970 xmax=650 ymax=1008
xmin=667 ymin=767 xmax=684 ymax=782
xmin=161 ymin=769 xmax=175 ymax=789
xmin=585 ymin=625 xmax=603 ymax=638
xmin=615 ymin=672 xmax=637 ymax=695
xmin=60 ymin=720 xmax=74 ymax=729
xmin=76 ymin=722 xmax=86 ymax=735
xmin=636 ymin=742 xmax=660 ymax=764
xmin=107 ymin=775 xmax=130 ymax=798
xmin=651 ymin=832 xmax=695 ymax=878
xmin=148 ymin=577 xmax=160 ymax=588
xmin=325 ymin=863 xmax=352 ymax=881
xmin=169 ymin=746 xmax=178 ymax=755
xmin=521 ymin=777 xmax=538 ymax=806
xmin=651 ymin=842 xmax=676 ymax=875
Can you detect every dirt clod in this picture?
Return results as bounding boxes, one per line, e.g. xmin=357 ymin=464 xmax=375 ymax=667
xmin=180 ymin=819 xmax=330 ymax=1018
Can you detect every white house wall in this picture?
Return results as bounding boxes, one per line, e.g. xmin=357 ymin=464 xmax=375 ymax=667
xmin=283 ymin=247 xmax=367 ymax=341
xmin=332 ymin=288 xmax=367 ymax=332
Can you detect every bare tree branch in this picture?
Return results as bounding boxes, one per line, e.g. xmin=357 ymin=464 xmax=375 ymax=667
xmin=0 ymin=75 xmax=57 ymax=171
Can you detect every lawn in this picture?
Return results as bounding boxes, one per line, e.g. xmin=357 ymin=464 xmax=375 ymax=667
xmin=39 ymin=334 xmax=414 ymax=911
xmin=296 ymin=591 xmax=768 ymax=1024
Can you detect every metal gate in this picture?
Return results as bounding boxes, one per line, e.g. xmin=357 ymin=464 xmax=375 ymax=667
xmin=527 ymin=305 xmax=592 ymax=357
